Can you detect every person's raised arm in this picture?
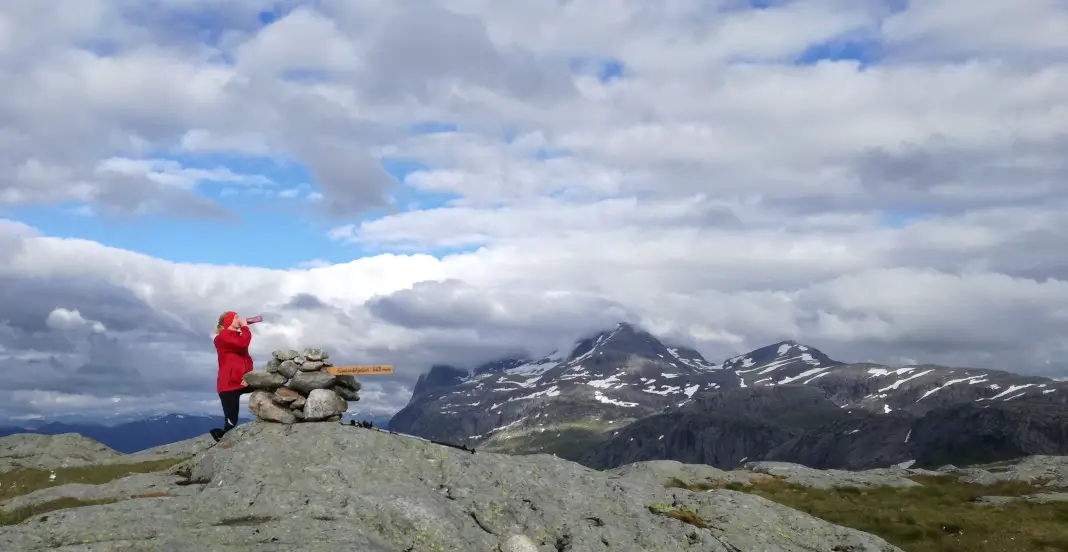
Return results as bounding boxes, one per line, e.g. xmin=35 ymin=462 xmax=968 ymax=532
xmin=216 ymin=323 xmax=252 ymax=351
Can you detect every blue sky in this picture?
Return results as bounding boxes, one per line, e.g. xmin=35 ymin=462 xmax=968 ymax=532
xmin=3 ymin=150 xmax=462 ymax=268
xmin=3 ymin=30 xmax=884 ymax=269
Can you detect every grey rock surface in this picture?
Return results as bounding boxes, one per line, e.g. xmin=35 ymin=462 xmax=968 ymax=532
xmin=0 ymin=422 xmax=903 ymax=552
xmin=276 ymin=359 xmax=299 ymax=378
xmin=303 ymin=347 xmax=328 ymax=361
xmin=609 ymin=459 xmax=922 ymax=490
xmin=243 ymin=372 xmax=286 ymax=390
xmin=500 ymin=534 xmax=539 ymax=552
xmin=331 ymin=385 xmax=360 ymax=401
xmin=974 ymin=492 xmax=1068 ymax=506
xmin=0 ymin=433 xmax=122 ymax=472
xmin=299 ymin=360 xmax=325 ymax=372
xmin=952 ymin=455 xmax=1068 ymax=487
xmin=271 ymin=388 xmax=301 ymax=405
xmin=742 ymin=461 xmax=921 ymax=489
xmin=302 ymin=389 xmax=347 ymax=421
xmin=122 ymin=435 xmax=215 ymax=464
xmin=608 ymin=459 xmax=756 ymax=486
xmin=0 ymin=472 xmax=193 ymax=511
xmin=272 ymin=349 xmax=300 ymax=361
xmin=334 ymin=375 xmax=361 ymax=391
xmin=286 ymin=371 xmax=336 ymax=395
xmin=247 ymin=392 xmax=297 ymax=424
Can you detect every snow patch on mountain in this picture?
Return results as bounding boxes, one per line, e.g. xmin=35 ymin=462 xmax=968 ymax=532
xmin=594 ymin=391 xmax=638 ymax=408
xmin=916 ymin=375 xmax=989 ymax=401
xmin=978 ymin=383 xmax=1035 ymax=401
xmin=391 ymin=322 xmax=1068 ymax=448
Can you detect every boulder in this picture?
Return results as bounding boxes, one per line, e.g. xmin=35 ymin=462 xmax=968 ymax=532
xmin=303 ymin=347 xmax=328 ymax=361
xmin=243 ymin=372 xmax=286 ymax=391
xmin=335 ymin=375 xmax=361 ymax=391
xmin=300 ymin=360 xmax=326 ymax=372
xmin=332 ymin=385 xmax=360 ymax=401
xmin=287 ymin=372 xmax=336 ymax=395
xmin=303 ymin=389 xmax=348 ymax=421
xmin=276 ymin=359 xmax=299 ymax=378
xmin=272 ymin=349 xmax=300 ymax=361
xmin=248 ymin=392 xmax=298 ymax=424
xmin=271 ymin=388 xmax=301 ymax=405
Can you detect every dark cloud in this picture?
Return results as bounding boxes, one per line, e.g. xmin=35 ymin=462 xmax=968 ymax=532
xmin=0 ymin=275 xmax=202 ymax=338
xmin=0 ymin=274 xmax=212 ymax=403
xmin=852 ymin=134 xmax=1068 ymax=209
xmin=91 ymin=171 xmax=239 ymax=221
xmin=359 ymin=2 xmax=576 ymax=105
xmin=365 ymin=278 xmax=639 ymax=366
xmin=368 ymin=279 xmax=633 ymax=334
xmin=283 ymin=293 xmax=330 ymax=310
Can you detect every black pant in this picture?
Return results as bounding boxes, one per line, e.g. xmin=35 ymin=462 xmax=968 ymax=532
xmin=218 ymin=387 xmax=252 ymax=433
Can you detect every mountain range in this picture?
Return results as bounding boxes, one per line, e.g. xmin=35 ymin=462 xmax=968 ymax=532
xmin=0 ymin=414 xmax=241 ymax=453
xmin=6 ymin=321 xmax=1064 ymax=469
xmin=0 ymin=412 xmax=392 ymax=453
xmin=388 ymin=322 xmax=1068 ymax=470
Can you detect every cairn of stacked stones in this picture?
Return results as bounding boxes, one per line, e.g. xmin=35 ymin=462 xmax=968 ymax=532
xmin=244 ymin=348 xmax=360 ymax=424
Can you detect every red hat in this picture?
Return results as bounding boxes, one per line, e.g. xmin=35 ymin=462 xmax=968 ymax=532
xmin=221 ymin=311 xmax=237 ymax=328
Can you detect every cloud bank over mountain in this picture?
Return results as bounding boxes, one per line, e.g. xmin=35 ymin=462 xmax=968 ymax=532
xmin=0 ymin=0 xmax=1066 ymax=421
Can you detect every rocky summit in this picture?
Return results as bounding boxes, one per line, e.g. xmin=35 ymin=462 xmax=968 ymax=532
xmin=245 ymin=348 xmax=361 ymax=424
xmin=0 ymin=421 xmax=906 ymax=552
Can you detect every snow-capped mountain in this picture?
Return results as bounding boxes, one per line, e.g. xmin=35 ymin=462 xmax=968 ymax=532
xmin=389 ymin=323 xmax=722 ymax=444
xmin=722 ymin=340 xmax=842 ymax=386
xmin=712 ymin=340 xmax=1066 ymax=416
xmin=389 ymin=321 xmax=1068 ymax=467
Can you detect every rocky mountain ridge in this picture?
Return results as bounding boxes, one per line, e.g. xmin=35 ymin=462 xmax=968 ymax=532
xmin=4 ymin=427 xmax=1068 ymax=551
xmin=389 ymin=322 xmax=1068 ymax=469
xmin=0 ymin=425 xmax=909 ymax=552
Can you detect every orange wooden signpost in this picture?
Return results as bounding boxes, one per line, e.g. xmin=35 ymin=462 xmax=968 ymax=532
xmin=326 ymin=365 xmax=394 ymax=376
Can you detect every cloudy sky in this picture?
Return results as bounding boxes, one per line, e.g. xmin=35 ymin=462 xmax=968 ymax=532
xmin=1 ymin=0 xmax=1067 ymax=424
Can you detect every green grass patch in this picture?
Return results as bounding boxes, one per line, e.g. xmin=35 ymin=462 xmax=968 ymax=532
xmin=0 ymin=458 xmax=185 ymax=501
xmin=666 ymin=474 xmax=1068 ymax=552
xmin=0 ymin=497 xmax=121 ymax=526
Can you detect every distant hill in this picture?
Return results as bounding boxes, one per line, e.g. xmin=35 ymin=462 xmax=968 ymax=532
xmin=0 ymin=414 xmax=252 ymax=453
xmin=0 ymin=410 xmax=394 ymax=454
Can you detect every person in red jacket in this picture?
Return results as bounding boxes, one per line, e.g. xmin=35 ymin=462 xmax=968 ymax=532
xmin=210 ymin=311 xmax=254 ymax=442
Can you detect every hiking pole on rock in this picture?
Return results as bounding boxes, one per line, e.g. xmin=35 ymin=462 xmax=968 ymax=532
xmin=344 ymin=419 xmax=475 ymax=454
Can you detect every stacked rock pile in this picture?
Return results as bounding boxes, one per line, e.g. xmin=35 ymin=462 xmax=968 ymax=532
xmin=243 ymin=348 xmax=360 ymax=424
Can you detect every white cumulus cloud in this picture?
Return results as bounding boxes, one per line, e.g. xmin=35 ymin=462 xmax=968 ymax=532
xmin=0 ymin=0 xmax=1065 ymax=421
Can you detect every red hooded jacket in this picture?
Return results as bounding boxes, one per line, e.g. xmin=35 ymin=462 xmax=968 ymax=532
xmin=214 ymin=326 xmax=253 ymax=393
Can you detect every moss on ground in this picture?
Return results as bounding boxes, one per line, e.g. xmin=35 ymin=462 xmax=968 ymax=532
xmin=0 ymin=457 xmax=186 ymax=525
xmin=666 ymin=474 xmax=1068 ymax=552
xmin=0 ymin=497 xmax=122 ymax=526
xmin=0 ymin=458 xmax=184 ymax=501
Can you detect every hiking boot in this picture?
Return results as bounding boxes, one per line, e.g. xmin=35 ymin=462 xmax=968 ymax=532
xmin=210 ymin=428 xmax=224 ymax=442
